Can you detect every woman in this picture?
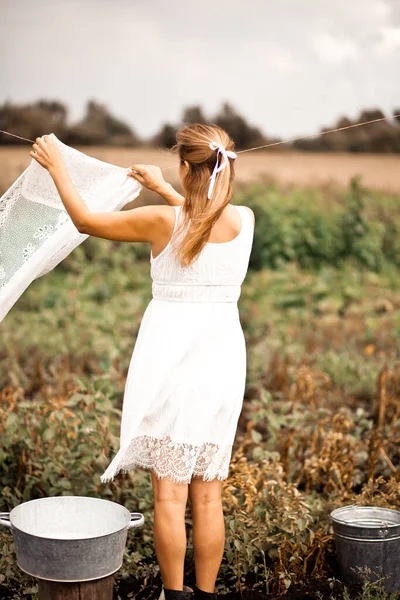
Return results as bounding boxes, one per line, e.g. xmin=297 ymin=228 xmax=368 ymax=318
xmin=30 ymin=124 xmax=255 ymax=600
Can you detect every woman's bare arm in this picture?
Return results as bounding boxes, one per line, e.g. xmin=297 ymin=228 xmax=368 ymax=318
xmin=127 ymin=165 xmax=185 ymax=206
xmin=77 ymin=204 xmax=169 ymax=242
xmin=155 ymin=182 xmax=185 ymax=206
xmin=29 ymin=136 xmax=178 ymax=243
xmin=48 ymin=162 xmax=91 ymax=230
xmin=47 ymin=162 xmax=166 ymax=242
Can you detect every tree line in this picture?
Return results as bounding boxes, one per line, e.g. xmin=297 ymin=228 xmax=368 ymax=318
xmin=0 ymin=99 xmax=399 ymax=152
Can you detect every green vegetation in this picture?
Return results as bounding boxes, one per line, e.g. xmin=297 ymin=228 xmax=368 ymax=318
xmin=1 ymin=180 xmax=400 ymax=599
xmin=242 ymin=177 xmax=400 ymax=271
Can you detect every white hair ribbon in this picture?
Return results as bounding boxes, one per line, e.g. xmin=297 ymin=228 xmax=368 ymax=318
xmin=207 ymin=141 xmax=237 ymax=200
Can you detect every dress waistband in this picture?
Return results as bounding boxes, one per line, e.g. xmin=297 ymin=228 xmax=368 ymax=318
xmin=151 ymin=281 xmax=241 ymax=303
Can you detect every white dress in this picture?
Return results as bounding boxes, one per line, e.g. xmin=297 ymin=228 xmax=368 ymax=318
xmin=100 ymin=204 xmax=255 ymax=485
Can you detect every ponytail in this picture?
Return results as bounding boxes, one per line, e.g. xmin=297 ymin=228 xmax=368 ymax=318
xmin=170 ymin=124 xmax=236 ymax=268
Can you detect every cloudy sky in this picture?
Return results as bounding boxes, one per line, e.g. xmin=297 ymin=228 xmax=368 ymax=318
xmin=0 ymin=0 xmax=399 ymax=140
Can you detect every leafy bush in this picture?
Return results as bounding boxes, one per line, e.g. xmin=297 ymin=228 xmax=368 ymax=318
xmin=238 ymin=177 xmax=399 ymax=272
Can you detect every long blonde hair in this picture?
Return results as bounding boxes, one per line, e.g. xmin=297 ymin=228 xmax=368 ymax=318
xmin=170 ymin=123 xmax=236 ymax=267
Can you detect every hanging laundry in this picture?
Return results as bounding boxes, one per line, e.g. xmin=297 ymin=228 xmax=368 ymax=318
xmin=0 ymin=134 xmax=142 ymax=321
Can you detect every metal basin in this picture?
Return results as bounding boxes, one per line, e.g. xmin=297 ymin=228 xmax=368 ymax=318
xmin=0 ymin=496 xmax=144 ymax=582
xmin=330 ymin=504 xmax=400 ymax=593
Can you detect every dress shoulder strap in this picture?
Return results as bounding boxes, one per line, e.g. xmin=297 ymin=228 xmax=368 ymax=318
xmin=237 ymin=205 xmax=255 ymax=242
xmin=172 ymin=204 xmax=182 ymax=232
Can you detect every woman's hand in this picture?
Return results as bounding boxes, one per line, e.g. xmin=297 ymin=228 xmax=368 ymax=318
xmin=127 ymin=164 xmax=167 ymax=193
xmin=29 ymin=134 xmax=64 ymax=175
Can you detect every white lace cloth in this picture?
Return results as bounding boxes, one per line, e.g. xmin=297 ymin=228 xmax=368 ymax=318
xmin=100 ymin=204 xmax=255 ymax=484
xmin=0 ymin=134 xmax=142 ymax=321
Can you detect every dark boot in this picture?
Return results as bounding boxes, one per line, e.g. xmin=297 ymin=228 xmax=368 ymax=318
xmin=193 ymin=584 xmax=217 ymax=600
xmin=163 ymin=587 xmax=194 ymax=600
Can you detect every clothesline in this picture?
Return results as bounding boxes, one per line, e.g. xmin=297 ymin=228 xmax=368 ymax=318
xmin=0 ymin=112 xmax=399 ymax=172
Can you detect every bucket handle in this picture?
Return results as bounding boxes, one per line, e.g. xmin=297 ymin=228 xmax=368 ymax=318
xmin=128 ymin=512 xmax=145 ymax=529
xmin=0 ymin=513 xmax=11 ymax=529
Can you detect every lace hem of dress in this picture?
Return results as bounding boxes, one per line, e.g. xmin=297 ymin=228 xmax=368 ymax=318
xmin=100 ymin=434 xmax=232 ymax=485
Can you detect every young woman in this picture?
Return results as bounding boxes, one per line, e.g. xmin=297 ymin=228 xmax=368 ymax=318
xmin=30 ymin=124 xmax=255 ymax=600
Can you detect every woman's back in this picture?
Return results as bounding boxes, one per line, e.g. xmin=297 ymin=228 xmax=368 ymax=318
xmin=150 ymin=204 xmax=254 ymax=303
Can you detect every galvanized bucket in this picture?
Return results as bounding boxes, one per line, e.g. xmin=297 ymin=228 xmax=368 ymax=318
xmin=330 ymin=504 xmax=400 ymax=593
xmin=0 ymin=496 xmax=144 ymax=582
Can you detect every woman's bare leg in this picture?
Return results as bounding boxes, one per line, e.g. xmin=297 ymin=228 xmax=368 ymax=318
xmin=188 ymin=477 xmax=225 ymax=592
xmin=151 ymin=471 xmax=189 ymax=590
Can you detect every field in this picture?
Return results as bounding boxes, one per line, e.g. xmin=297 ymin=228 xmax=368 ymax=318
xmin=1 ymin=146 xmax=400 ymax=199
xmin=1 ymin=150 xmax=400 ymax=599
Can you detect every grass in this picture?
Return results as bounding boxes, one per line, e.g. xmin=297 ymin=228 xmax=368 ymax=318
xmin=1 ymin=181 xmax=400 ymax=599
